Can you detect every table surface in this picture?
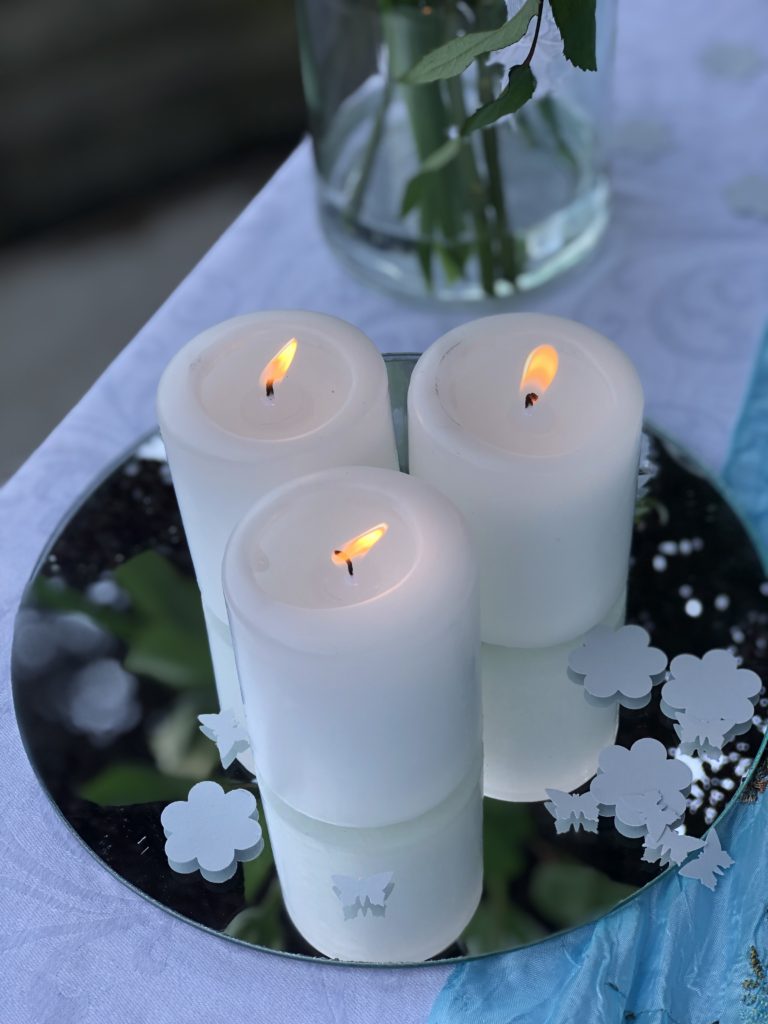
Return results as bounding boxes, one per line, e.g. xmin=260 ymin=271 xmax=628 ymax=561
xmin=3 ymin=2 xmax=768 ymax=1022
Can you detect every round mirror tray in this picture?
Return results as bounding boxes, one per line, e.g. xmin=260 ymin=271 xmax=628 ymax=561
xmin=12 ymin=355 xmax=768 ymax=965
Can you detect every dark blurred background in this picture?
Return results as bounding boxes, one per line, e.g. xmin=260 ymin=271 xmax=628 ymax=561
xmin=0 ymin=0 xmax=306 ymax=480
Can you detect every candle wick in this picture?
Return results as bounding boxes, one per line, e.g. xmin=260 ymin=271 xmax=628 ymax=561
xmin=524 ymin=392 xmax=539 ymax=410
xmin=334 ymin=550 xmax=354 ymax=577
xmin=265 ymin=380 xmax=275 ymax=399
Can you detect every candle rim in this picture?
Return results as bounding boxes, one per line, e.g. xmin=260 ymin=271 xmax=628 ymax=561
xmin=157 ymin=312 xmax=391 ymax=459
xmin=223 ymin=466 xmax=478 ymax=655
xmin=410 ymin=314 xmax=644 ymax=468
xmin=257 ymin=747 xmax=484 ymax=830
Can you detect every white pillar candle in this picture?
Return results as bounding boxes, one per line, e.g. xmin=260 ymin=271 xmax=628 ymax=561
xmin=482 ymin=591 xmax=625 ymax=802
xmin=157 ymin=312 xmax=399 ymax=625
xmin=201 ymin=605 xmax=256 ymax=774
xmin=407 ymin=313 xmax=643 ymax=648
xmin=223 ymin=465 xmax=482 ymax=828
xmin=259 ymin=762 xmax=483 ymax=963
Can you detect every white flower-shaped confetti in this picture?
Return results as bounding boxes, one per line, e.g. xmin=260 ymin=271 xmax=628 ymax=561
xmin=590 ymin=738 xmax=692 ymax=838
xmin=568 ymin=625 xmax=668 ymax=709
xmin=161 ymin=781 xmax=263 ymax=883
xmin=661 ymin=649 xmax=762 ymax=758
xmin=642 ymin=827 xmax=704 ymax=868
xmin=678 ymin=827 xmax=734 ymax=890
xmin=615 ymin=790 xmax=682 ymax=843
xmin=198 ymin=708 xmax=251 ymax=769
xmin=331 ymin=872 xmax=395 ymax=921
xmin=544 ymin=789 xmax=599 ymax=834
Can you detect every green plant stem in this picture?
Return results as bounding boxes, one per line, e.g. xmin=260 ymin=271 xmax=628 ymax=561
xmin=347 ymin=75 xmax=394 ymax=221
xmin=473 ymin=0 xmax=522 ymax=283
xmin=468 ymin=0 xmax=547 ymax=284
xmin=477 ymin=64 xmax=521 ymax=283
xmin=523 ymin=0 xmax=546 ymax=68
xmin=444 ymin=75 xmax=496 ymax=295
xmin=353 ymin=0 xmax=506 ymax=295
xmin=382 ymin=7 xmax=465 ymax=243
xmin=539 ymin=94 xmax=582 ymax=181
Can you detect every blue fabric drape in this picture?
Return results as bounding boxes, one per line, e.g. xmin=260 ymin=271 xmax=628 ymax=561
xmin=429 ymin=330 xmax=768 ymax=1024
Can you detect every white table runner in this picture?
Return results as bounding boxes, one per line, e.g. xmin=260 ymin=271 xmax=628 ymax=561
xmin=2 ymin=1 xmax=768 ymax=1020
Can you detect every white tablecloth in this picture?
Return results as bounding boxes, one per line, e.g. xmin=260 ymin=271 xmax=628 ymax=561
xmin=2 ymin=2 xmax=768 ymax=1021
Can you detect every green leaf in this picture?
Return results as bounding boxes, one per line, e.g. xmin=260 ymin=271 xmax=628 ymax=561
xmin=401 ymin=137 xmax=464 ymax=215
xmin=529 ymin=862 xmax=635 ymax=928
xmin=549 ymin=0 xmax=598 ymax=71
xmin=33 ymin=555 xmax=214 ymax=691
xmin=114 ymin=551 xmax=202 ymax=629
xmin=148 ymin=693 xmax=220 ymax=777
xmin=115 ymin=552 xmax=214 ymax=690
xmin=79 ymin=763 xmax=197 ymax=806
xmin=482 ymin=800 xmax=535 ymax=890
xmin=459 ymin=800 xmax=543 ymax=955
xmin=438 ymin=243 xmax=471 ymax=283
xmin=242 ymin=858 xmax=271 ymax=905
xmin=123 ymin=621 xmax=213 ymax=689
xmin=242 ymin=811 xmax=274 ymax=903
xmin=479 ymin=0 xmax=512 ymax=27
xmin=402 ymin=0 xmax=538 ymax=83
xmin=224 ymin=883 xmax=287 ymax=949
xmin=32 ymin=577 xmax=134 ymax=643
xmin=461 ymin=902 xmax=545 ymax=955
xmin=462 ymin=65 xmax=536 ymax=134
xmin=79 ymin=763 xmax=244 ymax=806
xmin=416 ymin=242 xmax=434 ymax=289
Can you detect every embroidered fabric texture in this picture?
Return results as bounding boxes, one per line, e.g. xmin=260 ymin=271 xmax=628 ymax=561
xmin=3 ymin=2 xmax=768 ymax=1021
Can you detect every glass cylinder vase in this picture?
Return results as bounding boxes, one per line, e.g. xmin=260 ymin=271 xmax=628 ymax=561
xmin=296 ymin=0 xmax=616 ymax=302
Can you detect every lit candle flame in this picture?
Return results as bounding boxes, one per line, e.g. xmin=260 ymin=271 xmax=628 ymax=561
xmin=332 ymin=523 xmax=389 ymax=577
xmin=260 ymin=337 xmax=298 ymax=398
xmin=519 ymin=344 xmax=559 ymax=409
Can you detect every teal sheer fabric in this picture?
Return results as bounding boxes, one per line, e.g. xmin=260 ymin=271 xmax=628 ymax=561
xmin=725 ymin=329 xmax=768 ymax=568
xmin=429 ymin=331 xmax=768 ymax=1024
xmin=431 ymin=790 xmax=768 ymax=1021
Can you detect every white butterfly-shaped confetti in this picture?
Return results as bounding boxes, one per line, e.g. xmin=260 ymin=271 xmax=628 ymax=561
xmin=661 ymin=650 xmax=761 ymax=759
xmin=673 ymin=716 xmax=732 ymax=760
xmin=590 ymin=738 xmax=692 ymax=838
xmin=618 ymin=790 xmax=682 ymax=843
xmin=544 ymin=789 xmax=599 ymax=834
xmin=642 ymin=826 xmax=705 ymax=867
xmin=331 ymin=871 xmax=395 ymax=920
xmin=198 ymin=708 xmax=251 ymax=769
xmin=678 ymin=827 xmax=734 ymax=890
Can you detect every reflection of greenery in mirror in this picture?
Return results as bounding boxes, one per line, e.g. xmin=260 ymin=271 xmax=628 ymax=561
xmin=462 ymin=801 xmax=545 ymax=952
xmin=32 ymin=550 xmax=291 ymax=949
xmin=35 ymin=551 xmax=213 ymax=688
xmin=34 ymin=552 xmax=225 ymax=805
xmin=31 ymin=546 xmax=639 ymax=954
xmin=226 ymin=820 xmax=288 ymax=951
xmin=460 ymin=799 xmax=636 ymax=953
xmin=20 ymin=416 xmax=767 ymax=960
xmin=529 ymin=864 xmax=633 ymax=930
